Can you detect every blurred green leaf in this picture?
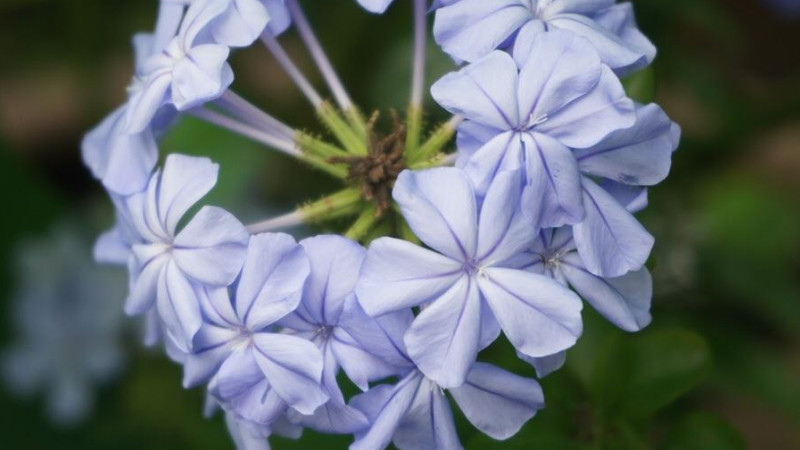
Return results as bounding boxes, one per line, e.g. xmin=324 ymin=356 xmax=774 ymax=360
xmin=623 ymin=67 xmax=656 ymax=104
xmin=662 ymin=412 xmax=746 ymax=450
xmin=591 ymin=329 xmax=711 ymax=419
xmin=698 ymin=178 xmax=800 ymax=337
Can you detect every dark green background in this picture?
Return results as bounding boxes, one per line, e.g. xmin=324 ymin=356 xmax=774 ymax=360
xmin=1 ymin=0 xmax=799 ymax=449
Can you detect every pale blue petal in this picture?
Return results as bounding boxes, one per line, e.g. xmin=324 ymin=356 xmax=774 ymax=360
xmin=210 ymin=0 xmax=270 ymax=48
xmin=211 ymin=348 xmax=287 ymax=425
xmin=183 ymin=323 xmax=238 ymax=388
xmin=590 ymin=3 xmax=656 ymax=75
xmin=574 ymin=103 xmax=676 ymax=185
xmin=434 ymin=0 xmax=531 ymax=62
xmin=331 ymin=328 xmax=402 ymax=391
xmin=235 ymin=233 xmax=309 ymax=330
xmin=350 ymin=372 xmax=424 ymax=450
xmin=405 ymin=276 xmax=482 ymax=388
xmin=271 ymin=415 xmax=304 ymax=439
xmin=153 ymin=3 xmax=185 ymax=52
xmin=339 ymin=296 xmax=414 ymax=372
xmin=450 ymin=362 xmax=544 ymax=439
xmin=225 ymin=412 xmax=272 ymax=450
xmin=156 ymin=261 xmax=203 ymax=351
xmin=599 ymin=180 xmax=648 ymax=213
xmin=431 ymin=51 xmax=521 ymax=129
xmin=171 ymin=44 xmax=233 ymax=110
xmin=157 ymin=154 xmax=219 ymax=235
xmin=357 ymin=238 xmax=462 ymax=316
xmin=518 ymin=351 xmax=567 ymax=378
xmin=561 ymin=254 xmax=652 ymax=331
xmin=476 ymin=169 xmax=536 ymax=265
xmin=125 ymin=251 xmax=168 ymax=315
xmin=455 ymin=121 xmax=505 ymax=166
xmin=393 ymin=378 xmax=463 ymax=450
xmin=296 ymin=235 xmax=365 ymax=325
xmin=264 ymin=0 xmax=292 ymax=36
xmin=478 ymin=268 xmax=583 ymax=358
xmin=479 ymin=300 xmax=502 ymax=350
xmin=461 ymin=131 xmax=524 ymax=197
xmin=124 ymin=70 xmax=172 ymax=134
xmin=521 ymin=132 xmax=584 ymax=228
xmin=515 ymin=29 xmax=603 ymax=123
xmin=572 ymin=177 xmax=654 ymax=277
xmin=173 ymin=206 xmax=249 ymax=286
xmin=198 ymin=286 xmax=240 ymax=328
xmin=549 ymin=13 xmax=648 ymax=75
xmin=536 ymin=66 xmax=635 ymax=149
xmin=81 ymin=106 xmax=158 ymax=195
xmin=297 ymin=345 xmax=368 ymax=434
xmin=357 ymin=0 xmax=395 ymax=14
xmin=252 ymin=333 xmax=328 ymax=415
xmin=544 ymin=0 xmax=615 ymax=15
xmin=393 ymin=168 xmax=478 ymax=260
xmin=93 ymin=223 xmax=132 ymax=266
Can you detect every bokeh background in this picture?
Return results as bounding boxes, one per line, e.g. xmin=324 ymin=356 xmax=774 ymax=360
xmin=1 ymin=0 xmax=800 ymax=449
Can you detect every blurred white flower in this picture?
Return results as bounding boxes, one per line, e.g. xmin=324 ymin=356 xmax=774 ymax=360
xmin=2 ymin=226 xmax=128 ymax=426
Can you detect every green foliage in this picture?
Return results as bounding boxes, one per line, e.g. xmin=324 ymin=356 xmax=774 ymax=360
xmin=662 ymin=413 xmax=747 ymax=450
xmin=590 ymin=329 xmax=712 ymax=420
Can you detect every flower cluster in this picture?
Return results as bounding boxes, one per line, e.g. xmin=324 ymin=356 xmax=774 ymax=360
xmin=84 ymin=1 xmax=679 ymax=449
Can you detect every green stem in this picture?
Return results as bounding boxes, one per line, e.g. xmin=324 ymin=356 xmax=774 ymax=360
xmin=404 ymin=104 xmax=424 ymax=157
xmin=298 ymin=154 xmax=348 ymax=179
xmin=345 ymin=205 xmax=378 ymax=241
xmin=409 ymin=117 xmax=459 ymax=164
xmin=297 ymin=132 xmax=350 ymax=159
xmin=344 ymin=107 xmax=368 ymax=140
xmin=299 ymin=189 xmax=362 ymax=223
xmin=317 ymin=102 xmax=367 ymax=155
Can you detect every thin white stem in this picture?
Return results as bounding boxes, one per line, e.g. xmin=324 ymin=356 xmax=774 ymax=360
xmin=410 ymin=0 xmax=427 ymax=107
xmin=447 ymin=114 xmax=464 ymax=129
xmin=261 ymin=32 xmax=324 ymax=108
xmin=286 ymin=0 xmax=354 ymax=110
xmin=247 ymin=210 xmax=305 ymax=234
xmin=217 ymin=91 xmax=296 ymax=141
xmin=442 ymin=152 xmax=458 ymax=166
xmin=190 ymin=108 xmax=301 ymax=158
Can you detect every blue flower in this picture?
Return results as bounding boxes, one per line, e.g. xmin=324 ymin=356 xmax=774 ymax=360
xmin=124 ymin=0 xmax=238 ymax=133
xmin=82 ymin=34 xmax=169 ymax=196
xmin=350 ymin=362 xmax=545 ymax=450
xmin=433 ymin=35 xmax=679 ymax=277
xmin=183 ymin=233 xmax=329 ymax=427
xmin=117 ymin=154 xmax=250 ymax=351
xmin=279 ymin=235 xmax=412 ymax=434
xmin=434 ymin=0 xmax=655 ymax=75
xmin=432 ymin=33 xmax=635 ymax=226
xmin=357 ymin=167 xmax=583 ymax=388
xmin=513 ymin=184 xmax=653 ymax=377
xmin=568 ymin=104 xmax=679 ymax=276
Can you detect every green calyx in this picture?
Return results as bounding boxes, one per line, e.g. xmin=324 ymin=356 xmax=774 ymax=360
xmin=295 ymin=103 xmax=457 ymax=243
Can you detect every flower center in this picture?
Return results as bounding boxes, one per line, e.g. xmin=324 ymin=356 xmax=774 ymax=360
xmin=526 ymin=112 xmax=550 ymax=130
xmin=464 ymin=260 xmax=488 ymax=278
xmin=530 ymin=0 xmax=554 ymax=18
xmin=313 ymin=325 xmax=334 ymax=341
xmin=541 ymin=251 xmax=563 ymax=270
xmin=329 ymin=112 xmax=407 ymax=217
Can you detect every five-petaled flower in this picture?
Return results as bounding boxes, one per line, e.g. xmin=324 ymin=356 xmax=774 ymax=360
xmin=357 ymin=167 xmax=583 ymax=388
